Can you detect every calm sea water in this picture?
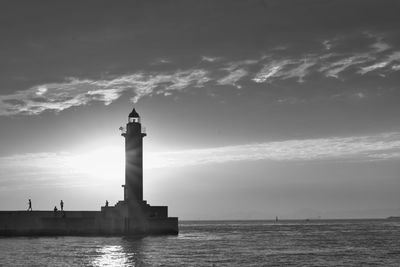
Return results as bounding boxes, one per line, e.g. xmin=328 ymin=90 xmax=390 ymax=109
xmin=0 ymin=220 xmax=399 ymax=266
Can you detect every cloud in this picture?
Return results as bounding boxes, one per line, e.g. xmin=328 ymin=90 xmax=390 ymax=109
xmin=322 ymin=40 xmax=332 ymax=50
xmin=253 ymin=60 xmax=292 ymax=83
xmin=250 ymin=33 xmax=398 ymax=83
xmin=152 ymin=58 xmax=172 ymax=65
xmin=279 ymin=59 xmax=317 ymax=82
xmin=130 ymin=69 xmax=210 ymax=102
xmin=215 ymin=59 xmax=259 ymax=88
xmin=1 ymin=132 xmax=399 ymax=190
xmin=365 ymin=32 xmax=391 ymax=53
xmin=164 ymin=69 xmax=210 ymax=91
xmin=217 ymin=68 xmax=248 ymax=88
xmin=145 ymin=132 xmax=400 ymax=168
xmin=1 ymin=32 xmax=399 ymax=116
xmin=0 ymin=152 xmax=82 ymax=190
xmin=223 ymin=59 xmax=259 ymax=71
xmin=0 ymin=78 xmax=128 ymax=116
xmin=252 ymin=57 xmax=317 ymax=83
xmin=358 ymin=51 xmax=400 ymax=75
xmin=358 ymin=62 xmax=389 ymax=75
xmin=201 ymin=56 xmax=221 ymax=63
xmin=320 ymin=55 xmax=373 ymax=78
xmin=0 ymin=69 xmax=210 ymax=116
xmin=371 ymin=39 xmax=391 ymax=53
xmin=392 ymin=64 xmax=400 ymax=71
xmin=316 ymin=32 xmax=396 ymax=78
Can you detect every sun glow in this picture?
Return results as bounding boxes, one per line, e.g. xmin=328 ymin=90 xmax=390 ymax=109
xmin=62 ymin=146 xmax=165 ymax=184
xmin=64 ymin=146 xmax=125 ymax=184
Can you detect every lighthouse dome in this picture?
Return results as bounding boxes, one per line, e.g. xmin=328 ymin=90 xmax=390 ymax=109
xmin=128 ymin=108 xmax=140 ymax=118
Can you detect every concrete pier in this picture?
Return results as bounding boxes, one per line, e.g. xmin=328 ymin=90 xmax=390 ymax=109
xmin=0 ymin=210 xmax=178 ymax=236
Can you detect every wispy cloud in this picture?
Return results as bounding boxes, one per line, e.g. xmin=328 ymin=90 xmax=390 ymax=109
xmin=0 ymin=69 xmax=210 ymax=116
xmin=201 ymin=56 xmax=221 ymax=63
xmin=322 ymin=40 xmax=333 ymax=50
xmin=1 ymin=132 xmax=399 ymax=189
xmin=278 ymin=59 xmax=317 ymax=82
xmin=1 ymin=32 xmax=399 ymax=116
xmin=320 ymin=55 xmax=373 ymax=78
xmin=217 ymin=68 xmax=248 ymax=88
xmin=252 ymin=57 xmax=318 ymax=83
xmin=253 ymin=60 xmax=292 ymax=83
xmin=371 ymin=39 xmax=391 ymax=53
xmin=359 ymin=62 xmax=389 ymax=75
xmin=358 ymin=51 xmax=400 ymax=75
xmin=253 ymin=33 xmax=398 ymax=82
xmin=365 ymin=32 xmax=391 ymax=53
xmin=392 ymin=64 xmax=400 ymax=71
xmin=0 ymin=77 xmax=130 ymax=116
xmin=318 ymin=33 xmax=395 ymax=78
xmin=145 ymin=132 xmax=400 ymax=168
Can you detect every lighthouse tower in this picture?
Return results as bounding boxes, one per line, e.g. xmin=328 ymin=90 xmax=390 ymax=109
xmin=110 ymin=106 xmax=178 ymax=234
xmin=122 ymin=107 xmax=146 ymax=205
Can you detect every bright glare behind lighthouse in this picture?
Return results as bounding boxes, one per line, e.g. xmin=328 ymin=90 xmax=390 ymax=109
xmin=64 ymin=146 xmax=125 ymax=184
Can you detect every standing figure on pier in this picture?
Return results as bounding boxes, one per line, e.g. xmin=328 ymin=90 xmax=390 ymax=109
xmin=27 ymin=199 xmax=32 ymax=211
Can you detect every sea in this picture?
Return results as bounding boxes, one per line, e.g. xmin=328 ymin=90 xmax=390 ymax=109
xmin=0 ymin=219 xmax=399 ymax=266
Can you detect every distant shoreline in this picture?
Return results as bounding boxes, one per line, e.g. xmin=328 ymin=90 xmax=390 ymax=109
xmin=180 ymin=218 xmax=398 ymax=222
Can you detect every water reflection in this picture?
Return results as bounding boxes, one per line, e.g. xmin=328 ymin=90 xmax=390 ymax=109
xmin=92 ymin=245 xmax=129 ymax=266
xmin=91 ymin=237 xmax=146 ymax=267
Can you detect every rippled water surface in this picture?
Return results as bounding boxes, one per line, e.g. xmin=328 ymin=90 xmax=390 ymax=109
xmin=0 ymin=220 xmax=399 ymax=266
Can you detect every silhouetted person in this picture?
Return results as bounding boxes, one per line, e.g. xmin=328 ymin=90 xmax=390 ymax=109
xmin=105 ymin=200 xmax=109 ymax=207
xmin=60 ymin=200 xmax=64 ymax=211
xmin=27 ymin=199 xmax=32 ymax=211
xmin=54 ymin=206 xmax=58 ymax=212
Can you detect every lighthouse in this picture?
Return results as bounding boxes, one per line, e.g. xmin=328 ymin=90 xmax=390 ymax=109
xmin=117 ymin=107 xmax=178 ymax=234
xmin=122 ymin=107 xmax=146 ymax=204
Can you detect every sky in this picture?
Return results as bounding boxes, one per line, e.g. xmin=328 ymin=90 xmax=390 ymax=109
xmin=0 ymin=0 xmax=400 ymax=219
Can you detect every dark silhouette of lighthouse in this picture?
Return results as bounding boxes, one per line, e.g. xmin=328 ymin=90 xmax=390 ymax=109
xmin=115 ymin=107 xmax=177 ymax=234
xmin=122 ymin=107 xmax=146 ymax=204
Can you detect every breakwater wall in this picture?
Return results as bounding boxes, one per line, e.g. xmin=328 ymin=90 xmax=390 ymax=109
xmin=0 ymin=210 xmax=178 ymax=236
